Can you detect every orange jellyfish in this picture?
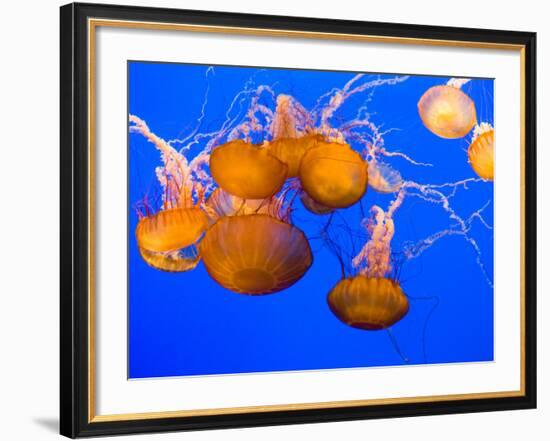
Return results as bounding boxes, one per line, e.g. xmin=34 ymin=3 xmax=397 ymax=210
xmin=209 ymin=139 xmax=287 ymax=199
xmin=368 ymin=161 xmax=403 ymax=194
xmin=327 ymin=276 xmax=409 ymax=330
xmin=135 ymin=207 xmax=209 ymax=253
xmin=327 ymin=204 xmax=408 ymax=329
xmin=138 ymin=245 xmax=200 ymax=273
xmin=468 ymin=123 xmax=494 ymax=181
xmin=268 ymin=134 xmax=324 ymax=177
xmin=418 ymin=84 xmax=477 ymax=139
xmin=299 ymin=142 xmax=368 ymax=208
xmin=200 ymin=214 xmax=312 ymax=295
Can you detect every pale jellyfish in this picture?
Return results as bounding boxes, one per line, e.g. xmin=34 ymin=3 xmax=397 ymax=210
xmin=368 ymin=161 xmax=403 ymax=194
xmin=418 ymin=78 xmax=477 ymax=139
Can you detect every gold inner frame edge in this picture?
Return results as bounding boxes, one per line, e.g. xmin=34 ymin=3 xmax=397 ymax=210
xmin=87 ymin=17 xmax=527 ymax=423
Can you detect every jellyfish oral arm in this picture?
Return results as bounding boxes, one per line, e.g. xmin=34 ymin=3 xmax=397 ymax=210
xmin=352 ymin=205 xmax=395 ymax=278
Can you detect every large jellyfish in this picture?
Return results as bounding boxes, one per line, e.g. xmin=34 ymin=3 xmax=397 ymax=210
xmin=418 ymin=78 xmax=477 ymax=139
xmin=209 ymin=139 xmax=288 ymax=199
xmin=200 ymin=214 xmax=312 ymax=295
xmin=299 ymin=141 xmax=368 ymax=208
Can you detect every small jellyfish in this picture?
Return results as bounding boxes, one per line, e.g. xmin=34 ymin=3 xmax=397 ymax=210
xmin=327 ymin=276 xmax=409 ymax=330
xmin=138 ymin=245 xmax=200 ymax=273
xmin=135 ymin=207 xmax=208 ymax=253
xmin=368 ymin=161 xmax=403 ymax=194
xmin=300 ymin=191 xmax=334 ymax=215
xmin=418 ymin=83 xmax=477 ymax=139
xmin=200 ymin=214 xmax=312 ymax=295
xmin=299 ymin=142 xmax=368 ymax=209
xmin=268 ymin=134 xmax=324 ymax=177
xmin=209 ymin=139 xmax=288 ymax=199
xmin=468 ymin=123 xmax=494 ymax=181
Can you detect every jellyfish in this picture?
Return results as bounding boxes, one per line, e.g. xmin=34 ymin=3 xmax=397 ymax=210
xmin=209 ymin=139 xmax=288 ymax=199
xmin=268 ymin=134 xmax=325 ymax=178
xmin=135 ymin=207 xmax=209 ymax=253
xmin=138 ymin=245 xmax=200 ymax=273
xmin=418 ymin=78 xmax=477 ymax=139
xmin=204 ymin=187 xmax=282 ymax=222
xmin=130 ymin=115 xmax=212 ymax=272
xmin=324 ymin=204 xmax=408 ymax=330
xmin=299 ymin=141 xmax=368 ymax=208
xmin=327 ymin=276 xmax=409 ymax=330
xmin=129 ymin=68 xmax=496 ymax=366
xmin=368 ymin=161 xmax=403 ymax=194
xmin=468 ymin=123 xmax=494 ymax=181
xmin=200 ymin=214 xmax=312 ymax=295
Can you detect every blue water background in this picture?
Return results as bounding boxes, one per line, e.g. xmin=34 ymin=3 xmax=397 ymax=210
xmin=128 ymin=61 xmax=494 ymax=378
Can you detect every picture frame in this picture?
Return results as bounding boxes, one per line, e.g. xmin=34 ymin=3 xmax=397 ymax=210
xmin=60 ymin=2 xmax=537 ymax=438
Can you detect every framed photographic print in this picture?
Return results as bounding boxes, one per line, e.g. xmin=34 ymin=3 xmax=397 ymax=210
xmin=60 ymin=2 xmax=537 ymax=438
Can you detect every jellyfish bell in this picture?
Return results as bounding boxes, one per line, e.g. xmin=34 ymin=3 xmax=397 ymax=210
xmin=200 ymin=214 xmax=312 ymax=295
xmin=135 ymin=207 xmax=208 ymax=253
xmin=138 ymin=245 xmax=200 ymax=273
xmin=418 ymin=84 xmax=477 ymax=139
xmin=468 ymin=123 xmax=494 ymax=181
xmin=327 ymin=276 xmax=409 ymax=330
xmin=209 ymin=139 xmax=288 ymax=200
xmin=368 ymin=161 xmax=403 ymax=194
xmin=299 ymin=190 xmax=334 ymax=215
xmin=268 ymin=134 xmax=325 ymax=178
xmin=299 ymin=141 xmax=368 ymax=209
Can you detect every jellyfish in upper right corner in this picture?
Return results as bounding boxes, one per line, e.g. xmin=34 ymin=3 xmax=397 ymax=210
xmin=468 ymin=123 xmax=494 ymax=181
xmin=418 ymin=78 xmax=477 ymax=139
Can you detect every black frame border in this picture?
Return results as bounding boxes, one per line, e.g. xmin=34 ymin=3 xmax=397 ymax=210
xmin=60 ymin=2 xmax=537 ymax=438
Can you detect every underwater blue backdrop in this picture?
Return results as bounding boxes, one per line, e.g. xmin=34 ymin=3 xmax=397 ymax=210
xmin=128 ymin=61 xmax=494 ymax=379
